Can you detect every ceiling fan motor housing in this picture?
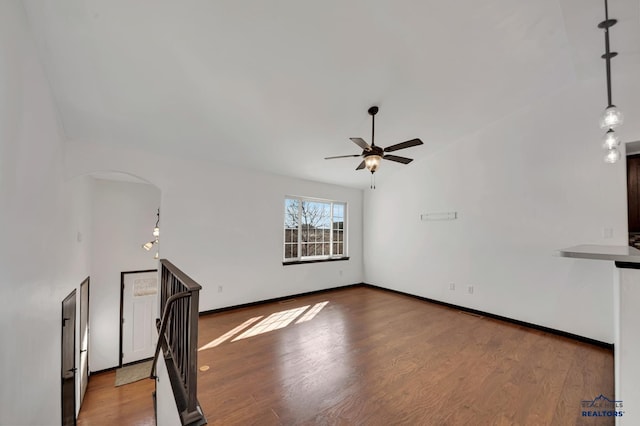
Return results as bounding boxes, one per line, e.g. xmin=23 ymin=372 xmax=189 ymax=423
xmin=365 ymin=146 xmax=384 ymax=157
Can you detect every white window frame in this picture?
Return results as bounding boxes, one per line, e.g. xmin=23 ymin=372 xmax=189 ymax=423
xmin=283 ymin=196 xmax=348 ymax=263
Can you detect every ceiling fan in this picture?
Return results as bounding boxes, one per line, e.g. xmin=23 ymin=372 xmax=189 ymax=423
xmin=325 ymin=106 xmax=423 ymax=177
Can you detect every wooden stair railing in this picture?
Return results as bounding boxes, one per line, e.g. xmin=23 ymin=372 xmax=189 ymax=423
xmin=150 ymin=259 xmax=206 ymax=426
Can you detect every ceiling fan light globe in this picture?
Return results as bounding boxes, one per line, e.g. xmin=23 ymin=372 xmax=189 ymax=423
xmin=364 ymin=155 xmax=382 ymax=172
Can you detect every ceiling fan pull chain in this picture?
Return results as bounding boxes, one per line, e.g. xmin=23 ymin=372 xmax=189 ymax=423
xmin=370 ymin=173 xmax=376 ymax=190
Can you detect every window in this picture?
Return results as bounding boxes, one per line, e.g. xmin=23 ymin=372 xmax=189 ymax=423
xmin=284 ymin=197 xmax=347 ymax=263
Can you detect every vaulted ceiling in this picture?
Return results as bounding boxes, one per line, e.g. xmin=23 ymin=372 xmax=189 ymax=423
xmin=23 ymin=0 xmax=640 ymax=188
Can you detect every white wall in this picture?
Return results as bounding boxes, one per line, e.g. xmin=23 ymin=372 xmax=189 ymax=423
xmin=160 ymin=163 xmax=363 ymax=311
xmin=364 ymin=75 xmax=640 ymax=344
xmin=65 ymin=142 xmax=364 ymax=312
xmin=155 ymin=355 xmax=183 ymax=426
xmin=0 ymin=1 xmax=92 ymax=424
xmin=89 ymin=178 xmax=161 ymax=371
xmin=617 ymin=268 xmax=640 ymax=424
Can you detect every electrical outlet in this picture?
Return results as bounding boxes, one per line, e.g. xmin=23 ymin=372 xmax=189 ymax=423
xmin=449 ymin=283 xmax=455 ymax=291
xmin=218 ymin=285 xmax=223 ymax=293
xmin=339 ymin=270 xmax=343 ymax=276
xmin=603 ymin=227 xmax=614 ymax=239
xmin=467 ymin=285 xmax=474 ymax=295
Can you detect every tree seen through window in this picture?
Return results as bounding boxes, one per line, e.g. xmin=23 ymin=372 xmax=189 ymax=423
xmin=284 ymin=197 xmax=346 ymax=261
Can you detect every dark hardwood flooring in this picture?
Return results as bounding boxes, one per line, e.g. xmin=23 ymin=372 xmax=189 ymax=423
xmin=77 ymin=371 xmax=155 ymax=426
xmin=79 ymin=286 xmax=614 ymax=425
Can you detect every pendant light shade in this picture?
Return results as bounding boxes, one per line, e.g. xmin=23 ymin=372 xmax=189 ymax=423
xmin=602 ymin=129 xmax=620 ymax=149
xmin=600 ymin=105 xmax=624 ymax=129
xmin=605 ymin=147 xmax=621 ymax=163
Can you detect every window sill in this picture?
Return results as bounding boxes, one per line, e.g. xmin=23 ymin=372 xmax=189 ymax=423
xmin=282 ymin=257 xmax=350 ymax=266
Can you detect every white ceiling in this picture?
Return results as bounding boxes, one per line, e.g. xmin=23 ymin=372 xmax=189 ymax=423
xmin=23 ymin=0 xmax=640 ymax=188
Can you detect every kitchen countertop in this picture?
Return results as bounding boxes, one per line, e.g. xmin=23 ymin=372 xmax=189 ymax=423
xmin=558 ymin=244 xmax=640 ymax=263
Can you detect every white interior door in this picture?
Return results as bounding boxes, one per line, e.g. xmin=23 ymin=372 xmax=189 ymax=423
xmin=122 ymin=270 xmax=158 ymax=364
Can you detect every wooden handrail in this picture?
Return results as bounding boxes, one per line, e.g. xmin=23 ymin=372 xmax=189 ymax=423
xmin=160 ymin=259 xmax=202 ymax=292
xmin=151 ymin=259 xmax=205 ymax=426
xmin=149 ymin=291 xmax=190 ymax=380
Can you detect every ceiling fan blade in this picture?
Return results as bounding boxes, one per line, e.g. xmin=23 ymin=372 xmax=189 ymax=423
xmin=350 ymin=137 xmax=372 ymax=152
xmin=325 ymin=154 xmax=362 ymax=160
xmin=383 ymin=155 xmax=413 ymax=164
xmin=383 ymin=138 xmax=423 ymax=152
xmin=356 ymin=160 xmax=366 ymax=170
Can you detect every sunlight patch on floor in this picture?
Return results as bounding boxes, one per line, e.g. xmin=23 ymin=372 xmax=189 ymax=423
xmin=199 ymin=301 xmax=330 ymax=350
xmin=198 ymin=316 xmax=263 ymax=351
xmin=232 ymin=306 xmax=310 ymax=341
xmin=296 ymin=301 xmax=329 ymax=324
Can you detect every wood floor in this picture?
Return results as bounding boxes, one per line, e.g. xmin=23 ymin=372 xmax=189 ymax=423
xmin=79 ymin=286 xmax=614 ymax=425
xmin=77 ymin=370 xmax=155 ymax=426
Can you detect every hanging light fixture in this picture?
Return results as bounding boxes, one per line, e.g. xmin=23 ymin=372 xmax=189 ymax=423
xmin=598 ymin=0 xmax=624 ymax=163
xmin=602 ymin=128 xmax=620 ymax=149
xmin=142 ymin=240 xmax=156 ymax=251
xmin=364 ymin=154 xmax=382 ymax=173
xmin=141 ymin=208 xmax=160 ymax=257
xmin=605 ymin=147 xmax=622 ymax=164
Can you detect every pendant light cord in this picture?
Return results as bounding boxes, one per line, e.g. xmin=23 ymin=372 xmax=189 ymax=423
xmin=600 ymin=0 xmax=618 ymax=108
xmin=604 ymin=0 xmax=613 ymax=106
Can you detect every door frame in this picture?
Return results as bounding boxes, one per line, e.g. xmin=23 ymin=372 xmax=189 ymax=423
xmin=119 ymin=269 xmax=158 ymax=367
xmin=79 ymin=277 xmax=90 ymax=408
xmin=61 ymin=289 xmax=77 ymax=426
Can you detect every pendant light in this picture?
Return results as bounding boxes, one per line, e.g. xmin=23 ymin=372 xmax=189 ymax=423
xmin=598 ymin=0 xmax=624 ymax=163
xmin=141 ymin=208 xmax=160 ymax=258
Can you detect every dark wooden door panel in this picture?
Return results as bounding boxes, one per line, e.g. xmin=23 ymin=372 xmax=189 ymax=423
xmin=62 ymin=290 xmax=77 ymax=426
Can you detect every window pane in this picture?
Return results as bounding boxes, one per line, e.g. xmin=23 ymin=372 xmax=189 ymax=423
xmin=333 ymin=203 xmax=343 ymax=217
xmin=285 ymin=244 xmax=298 ymax=259
xmin=302 ymin=224 xmax=310 ymax=243
xmin=285 ymin=197 xmax=347 ymax=261
xmin=284 ymin=198 xmax=299 ymax=228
